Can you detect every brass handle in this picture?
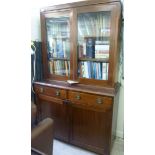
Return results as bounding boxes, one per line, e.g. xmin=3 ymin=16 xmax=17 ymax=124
xmin=96 ymin=98 xmax=103 ymax=104
xmin=76 ymin=95 xmax=81 ymax=100
xmin=40 ymin=87 xmax=44 ymax=93
xmin=56 ymin=90 xmax=60 ymax=96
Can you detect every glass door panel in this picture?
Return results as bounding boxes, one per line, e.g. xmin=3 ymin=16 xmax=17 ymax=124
xmin=78 ymin=61 xmax=109 ymax=80
xmin=46 ymin=16 xmax=70 ymax=76
xmin=77 ymin=11 xmax=111 ymax=80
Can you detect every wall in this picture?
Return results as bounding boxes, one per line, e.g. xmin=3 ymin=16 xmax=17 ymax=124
xmin=117 ymin=78 xmax=124 ymax=138
xmin=31 ymin=0 xmax=124 ymax=139
xmin=31 ymin=0 xmax=84 ymax=41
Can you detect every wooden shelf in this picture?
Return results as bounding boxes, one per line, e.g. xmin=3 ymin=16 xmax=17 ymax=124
xmin=83 ymin=35 xmax=110 ymax=39
xmin=78 ymin=58 xmax=109 ymax=63
xmin=49 ymin=58 xmax=70 ymax=61
xmin=47 ymin=34 xmax=70 ymax=40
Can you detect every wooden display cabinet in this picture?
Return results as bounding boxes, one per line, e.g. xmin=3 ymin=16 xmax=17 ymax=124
xmin=34 ymin=0 xmax=122 ymax=155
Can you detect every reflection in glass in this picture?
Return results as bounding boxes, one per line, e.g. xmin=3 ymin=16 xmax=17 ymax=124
xmin=78 ymin=61 xmax=109 ymax=80
xmin=48 ymin=60 xmax=70 ymax=76
xmin=77 ymin=11 xmax=110 ymax=80
xmin=46 ymin=16 xmax=70 ymax=76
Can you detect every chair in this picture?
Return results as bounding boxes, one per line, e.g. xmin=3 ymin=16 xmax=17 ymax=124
xmin=31 ymin=102 xmax=54 ymax=155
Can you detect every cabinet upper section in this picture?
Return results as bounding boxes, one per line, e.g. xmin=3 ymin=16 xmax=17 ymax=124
xmin=40 ymin=0 xmax=121 ymax=87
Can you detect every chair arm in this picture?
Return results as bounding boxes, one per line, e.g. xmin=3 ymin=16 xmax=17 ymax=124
xmin=32 ymin=118 xmax=54 ymax=155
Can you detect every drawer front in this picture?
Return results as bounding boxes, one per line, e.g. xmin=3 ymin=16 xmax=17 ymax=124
xmin=34 ymin=84 xmax=67 ymax=99
xmin=68 ymin=91 xmax=113 ymax=111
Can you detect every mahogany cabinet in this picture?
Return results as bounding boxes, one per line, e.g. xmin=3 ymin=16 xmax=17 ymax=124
xmin=34 ymin=0 xmax=122 ymax=155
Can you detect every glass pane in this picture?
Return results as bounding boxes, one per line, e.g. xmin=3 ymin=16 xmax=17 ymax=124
xmin=46 ymin=16 xmax=70 ymax=76
xmin=48 ymin=60 xmax=70 ymax=76
xmin=78 ymin=61 xmax=109 ymax=80
xmin=77 ymin=11 xmax=110 ymax=80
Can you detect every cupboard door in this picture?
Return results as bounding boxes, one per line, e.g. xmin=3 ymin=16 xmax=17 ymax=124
xmin=37 ymin=96 xmax=70 ymax=142
xmin=70 ymin=105 xmax=112 ymax=155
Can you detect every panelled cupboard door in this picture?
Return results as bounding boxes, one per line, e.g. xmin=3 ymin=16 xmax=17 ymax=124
xmin=41 ymin=10 xmax=73 ymax=81
xmin=39 ymin=98 xmax=70 ymax=142
xmin=70 ymin=105 xmax=113 ymax=155
xmin=74 ymin=3 xmax=121 ymax=87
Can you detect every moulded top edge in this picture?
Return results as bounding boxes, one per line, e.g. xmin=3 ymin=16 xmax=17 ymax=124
xmin=40 ymin=0 xmax=121 ymax=13
xmin=33 ymin=80 xmax=120 ymax=97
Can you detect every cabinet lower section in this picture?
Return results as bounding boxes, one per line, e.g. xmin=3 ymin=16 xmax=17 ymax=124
xmin=34 ymin=81 xmax=118 ymax=155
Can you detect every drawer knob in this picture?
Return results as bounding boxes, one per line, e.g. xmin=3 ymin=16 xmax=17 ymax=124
xmin=40 ymin=87 xmax=44 ymax=93
xmin=96 ymin=98 xmax=103 ymax=104
xmin=76 ymin=95 xmax=81 ymax=100
xmin=56 ymin=90 xmax=60 ymax=96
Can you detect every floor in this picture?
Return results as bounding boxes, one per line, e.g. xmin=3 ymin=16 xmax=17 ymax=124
xmin=53 ymin=137 xmax=124 ymax=155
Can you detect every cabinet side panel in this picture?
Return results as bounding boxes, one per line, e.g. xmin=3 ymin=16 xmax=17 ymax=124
xmin=112 ymin=90 xmax=120 ymax=141
xmin=40 ymin=13 xmax=48 ymax=79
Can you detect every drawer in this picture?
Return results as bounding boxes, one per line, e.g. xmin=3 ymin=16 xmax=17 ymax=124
xmin=68 ymin=91 xmax=113 ymax=111
xmin=34 ymin=84 xmax=67 ymax=99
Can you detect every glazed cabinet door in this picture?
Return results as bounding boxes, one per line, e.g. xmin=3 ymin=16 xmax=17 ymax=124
xmin=41 ymin=10 xmax=72 ymax=81
xmin=74 ymin=3 xmax=121 ymax=87
xmin=36 ymin=95 xmax=70 ymax=142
